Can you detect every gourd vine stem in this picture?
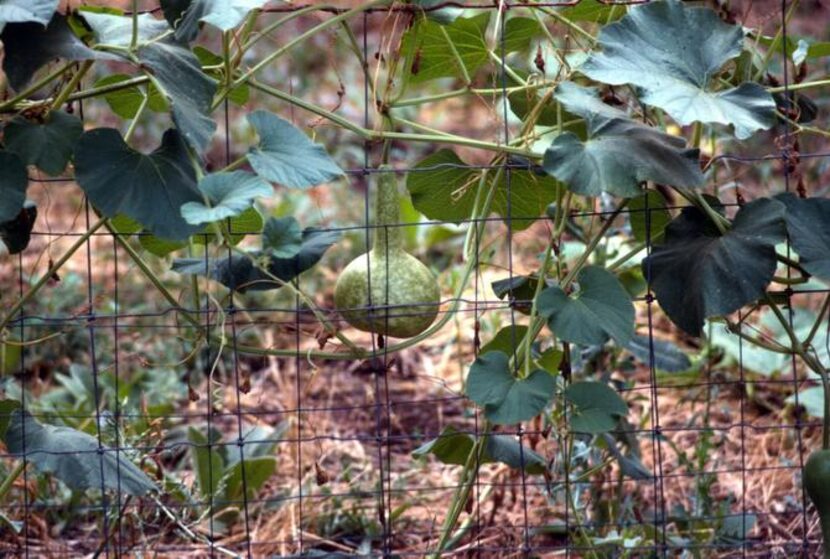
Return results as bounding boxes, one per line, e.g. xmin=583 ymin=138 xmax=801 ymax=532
xmin=0 ymin=216 xmax=108 ymax=335
xmin=220 ymin=0 xmax=388 ymax=107
xmin=241 ymin=5 xmax=318 ymax=53
xmin=130 ymin=0 xmax=139 ymax=51
xmin=50 ymin=60 xmax=94 ymax=112
xmin=522 ymin=229 xmax=556 ymax=379
xmin=768 ymin=79 xmax=830 ymax=93
xmin=804 ymin=294 xmax=830 ymax=349
xmin=440 ymin=25 xmax=472 ymax=86
xmin=391 ymin=81 xmax=556 ymax=108
xmin=0 ymin=61 xmax=76 ymax=112
xmin=247 ymin=79 xmax=538 ymax=158
xmin=123 ymin=91 xmax=151 ymax=143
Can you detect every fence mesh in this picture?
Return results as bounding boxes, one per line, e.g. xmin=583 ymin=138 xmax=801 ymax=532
xmin=1 ymin=0 xmax=827 ymax=557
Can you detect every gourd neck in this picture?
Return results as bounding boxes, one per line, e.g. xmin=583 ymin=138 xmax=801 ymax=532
xmin=371 ymin=166 xmax=403 ymax=255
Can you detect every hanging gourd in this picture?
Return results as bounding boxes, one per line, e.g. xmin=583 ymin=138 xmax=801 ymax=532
xmin=334 ymin=167 xmax=440 ymax=338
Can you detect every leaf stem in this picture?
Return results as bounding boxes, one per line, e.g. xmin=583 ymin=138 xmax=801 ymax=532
xmin=0 ymin=61 xmax=76 ymax=112
xmin=50 ymin=61 xmax=94 ymax=112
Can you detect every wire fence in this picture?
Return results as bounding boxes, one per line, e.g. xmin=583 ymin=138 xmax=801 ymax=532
xmin=1 ymin=0 xmax=827 ymax=557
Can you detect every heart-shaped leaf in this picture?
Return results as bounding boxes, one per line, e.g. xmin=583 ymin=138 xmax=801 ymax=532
xmin=80 ymin=11 xmax=170 ymax=46
xmin=465 ymin=351 xmax=554 ymax=424
xmin=413 ymin=425 xmax=546 ymax=474
xmin=580 ymin=0 xmax=776 ymax=139
xmin=407 ymin=150 xmax=559 ymax=231
xmin=1 ymin=14 xmax=118 ymax=90
xmin=537 ymin=266 xmax=635 ymax=346
xmin=4 ymin=111 xmax=83 ymax=176
xmin=543 ymin=83 xmax=703 ymax=197
xmin=643 ymin=198 xmax=786 ymax=337
xmin=138 ymin=41 xmax=217 ymax=153
xmin=480 ymin=325 xmax=530 ymax=356
xmin=0 ymin=201 xmax=37 ymax=255
xmin=0 ymin=151 xmax=29 ymax=222
xmin=169 ymin=0 xmax=270 ymax=43
xmin=181 ymin=171 xmax=271 ymax=225
xmin=3 ymin=410 xmax=156 ymax=495
xmin=565 ymin=381 xmax=628 ymax=434
xmin=172 ymin=225 xmax=340 ymax=292
xmin=0 ymin=0 xmax=57 ymax=28
xmin=74 ymin=128 xmax=202 ymax=241
xmin=246 ymin=111 xmax=343 ymax=189
xmin=400 ymin=13 xmax=490 ymax=83
xmin=776 ymin=193 xmax=830 ymax=281
xmin=262 ymin=216 xmax=303 ymax=258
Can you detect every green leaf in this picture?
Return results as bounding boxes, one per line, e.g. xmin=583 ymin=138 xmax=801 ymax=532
xmin=629 ymin=190 xmax=671 ymax=243
xmin=502 ymin=17 xmax=542 ymax=54
xmin=537 ymin=266 xmax=635 ymax=346
xmin=222 ymin=456 xmax=275 ymax=502
xmin=0 ymin=340 xmax=21 ymax=375
xmin=0 ymin=399 xmax=21 ymax=440
xmin=246 ymin=111 xmax=343 ymax=189
xmin=262 ymin=216 xmax=303 ymax=258
xmin=80 ymin=10 xmax=169 ymax=46
xmin=413 ymin=425 xmax=546 ymax=474
xmin=543 ymin=83 xmax=703 ymax=197
xmin=400 ymin=13 xmax=490 ymax=83
xmin=93 ymin=74 xmax=168 ymax=119
xmin=776 ymin=193 xmax=830 ymax=281
xmin=581 ymin=0 xmax=776 ymax=139
xmin=139 ymin=234 xmax=187 ymax=257
xmin=491 ymin=275 xmax=539 ymax=315
xmin=74 ymin=128 xmax=202 ymax=241
xmin=3 ymin=410 xmax=156 ymax=495
xmin=1 ymin=14 xmax=118 ymax=90
xmin=556 ymin=0 xmax=621 ymax=22
xmin=109 ymin=214 xmax=143 ymax=235
xmin=0 ymin=151 xmax=29 ymax=221
xmin=0 ymin=0 xmax=57 ymax=28
xmin=0 ymin=201 xmax=37 ymax=254
xmin=181 ymin=171 xmax=271 ymax=225
xmin=171 ymin=0 xmax=269 ymax=43
xmin=564 ymin=382 xmax=628 ymax=434
xmin=171 ymin=226 xmax=340 ymax=292
xmin=138 ymin=41 xmax=217 ymax=153
xmin=643 ymin=198 xmax=786 ymax=337
xmin=192 ymin=46 xmax=249 ymax=105
xmin=409 ymin=0 xmax=462 ymax=24
xmin=623 ymin=335 xmax=691 ymax=373
xmin=480 ymin=325 xmax=530 ymax=356
xmin=188 ymin=427 xmax=224 ymax=497
xmin=407 ymin=150 xmax=559 ymax=230
xmin=4 ymin=111 xmax=83 ymax=176
xmin=465 ymin=351 xmax=554 ymax=424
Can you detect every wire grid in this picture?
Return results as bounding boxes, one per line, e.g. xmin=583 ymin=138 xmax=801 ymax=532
xmin=0 ymin=1 xmax=827 ymax=557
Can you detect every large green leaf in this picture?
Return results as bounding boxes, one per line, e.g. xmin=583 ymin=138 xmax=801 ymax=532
xmin=246 ymin=111 xmax=343 ymax=189
xmin=480 ymin=325 xmax=530 ymax=356
xmin=0 ymin=201 xmax=37 ymax=254
xmin=221 ymin=456 xmax=276 ymax=503
xmin=0 ymin=0 xmax=57 ymax=28
xmin=188 ymin=427 xmax=224 ymax=497
xmin=1 ymin=14 xmax=118 ymax=90
xmin=400 ymin=13 xmax=490 ymax=83
xmin=138 ymin=42 xmax=217 ymax=153
xmin=776 ymin=193 xmax=830 ymax=281
xmin=74 ymin=128 xmax=202 ymax=241
xmin=4 ymin=111 xmax=83 ymax=176
xmin=407 ymin=150 xmax=559 ymax=231
xmin=643 ymin=198 xmax=786 ymax=337
xmin=80 ymin=11 xmax=170 ymax=46
xmin=261 ymin=216 xmax=302 ymax=258
xmin=465 ymin=351 xmax=554 ymax=424
xmin=543 ymin=83 xmax=703 ymax=197
xmin=3 ymin=410 xmax=156 ymax=495
xmin=0 ymin=151 xmax=29 ymax=222
xmin=580 ymin=0 xmax=775 ymax=139
xmin=564 ymin=382 xmax=628 ymax=434
xmin=171 ymin=225 xmax=340 ymax=291
xmin=412 ymin=425 xmax=546 ymax=474
xmin=170 ymin=0 xmax=269 ymax=43
xmin=181 ymin=171 xmax=272 ymax=225
xmin=537 ymin=266 xmax=635 ymax=346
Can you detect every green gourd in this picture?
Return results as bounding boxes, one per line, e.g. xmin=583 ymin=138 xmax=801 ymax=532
xmin=805 ymin=449 xmax=830 ymax=558
xmin=334 ymin=167 xmax=440 ymax=338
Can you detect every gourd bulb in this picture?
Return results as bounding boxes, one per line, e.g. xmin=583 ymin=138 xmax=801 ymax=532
xmin=334 ymin=167 xmax=440 ymax=338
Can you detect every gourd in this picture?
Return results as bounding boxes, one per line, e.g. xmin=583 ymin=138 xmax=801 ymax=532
xmin=334 ymin=167 xmax=440 ymax=338
xmin=805 ymin=449 xmax=830 ymax=558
